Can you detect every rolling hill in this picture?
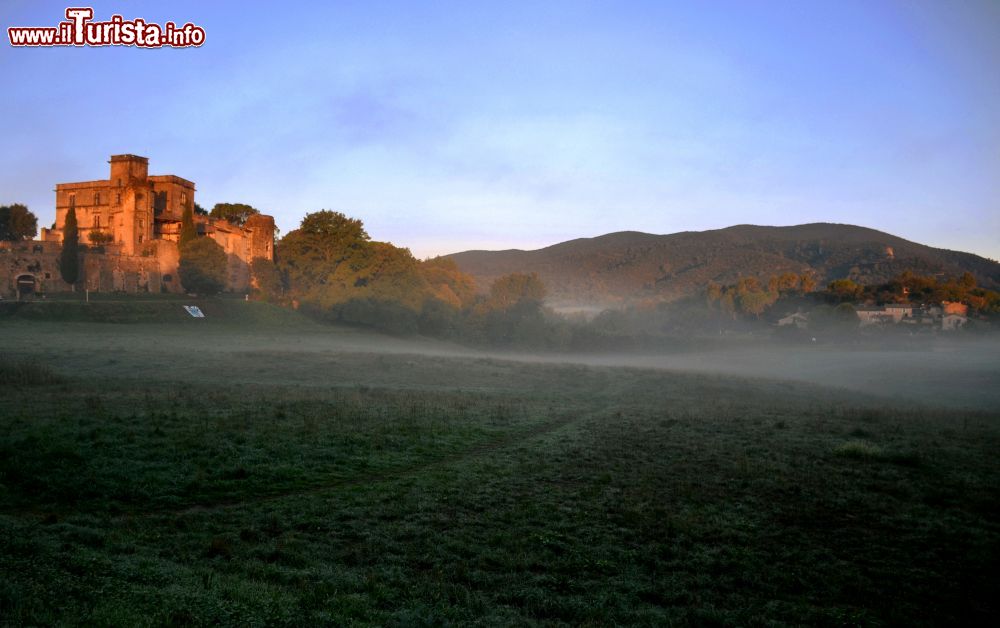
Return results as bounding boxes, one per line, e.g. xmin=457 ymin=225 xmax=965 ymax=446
xmin=446 ymin=223 xmax=1000 ymax=308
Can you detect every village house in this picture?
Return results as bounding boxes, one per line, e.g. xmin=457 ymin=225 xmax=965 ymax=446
xmin=776 ymin=312 xmax=809 ymax=329
xmin=855 ymin=306 xmax=894 ymax=327
xmin=883 ymin=303 xmax=919 ymax=323
xmin=941 ymin=313 xmax=968 ymax=331
xmin=854 ymin=302 xmax=968 ymax=331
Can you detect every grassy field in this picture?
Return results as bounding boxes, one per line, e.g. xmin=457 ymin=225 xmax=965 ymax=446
xmin=1 ymin=302 xmax=998 ymax=625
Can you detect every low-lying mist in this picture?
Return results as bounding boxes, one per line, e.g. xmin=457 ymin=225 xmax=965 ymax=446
xmin=6 ymin=319 xmax=997 ymax=410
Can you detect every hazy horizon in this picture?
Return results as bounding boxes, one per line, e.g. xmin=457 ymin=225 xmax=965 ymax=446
xmin=1 ymin=1 xmax=998 ymax=260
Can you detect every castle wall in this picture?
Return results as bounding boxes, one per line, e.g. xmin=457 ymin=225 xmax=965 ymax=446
xmin=0 ymin=241 xmax=183 ymax=298
xmin=149 ymin=175 xmax=195 ymax=224
xmin=22 ymin=154 xmax=276 ymax=297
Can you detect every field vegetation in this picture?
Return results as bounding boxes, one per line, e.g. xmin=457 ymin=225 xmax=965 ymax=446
xmin=1 ymin=305 xmax=998 ymax=625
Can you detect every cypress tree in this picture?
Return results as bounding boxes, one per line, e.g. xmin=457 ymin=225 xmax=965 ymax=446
xmin=179 ymin=205 xmax=197 ymax=246
xmin=59 ymin=207 xmax=80 ymax=288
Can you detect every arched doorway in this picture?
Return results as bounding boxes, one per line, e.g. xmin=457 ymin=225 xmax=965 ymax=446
xmin=16 ymin=274 xmax=36 ymax=300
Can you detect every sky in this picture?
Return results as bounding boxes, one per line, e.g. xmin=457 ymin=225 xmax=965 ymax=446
xmin=1 ymin=0 xmax=997 ymax=259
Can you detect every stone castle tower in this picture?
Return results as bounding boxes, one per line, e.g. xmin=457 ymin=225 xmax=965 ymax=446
xmin=45 ymin=154 xmax=203 ymax=256
xmin=29 ymin=154 xmax=276 ymax=294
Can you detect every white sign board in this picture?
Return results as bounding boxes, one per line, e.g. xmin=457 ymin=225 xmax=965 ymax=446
xmin=183 ymin=305 xmax=205 ymax=318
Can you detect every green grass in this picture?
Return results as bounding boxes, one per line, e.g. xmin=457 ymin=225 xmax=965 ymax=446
xmin=0 ymin=317 xmax=998 ymax=626
xmin=0 ymin=355 xmax=65 ymax=387
xmin=0 ymin=295 xmax=316 ymax=327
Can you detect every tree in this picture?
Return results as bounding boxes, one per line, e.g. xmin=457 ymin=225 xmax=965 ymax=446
xmin=776 ymin=273 xmax=800 ymax=292
xmin=193 ymin=202 xmax=208 ymax=216
xmin=59 ymin=207 xmax=80 ymax=287
xmin=959 ymin=271 xmax=977 ymax=291
xmin=827 ymin=279 xmax=862 ymax=302
xmin=354 ymin=242 xmax=430 ymax=310
xmin=0 ymin=204 xmax=38 ymax=241
xmin=179 ymin=237 xmax=227 ymax=294
xmin=250 ymin=257 xmax=283 ymax=301
xmin=299 ymin=210 xmax=369 ymax=242
xmin=471 ymin=273 xmax=549 ymax=346
xmin=88 ymin=231 xmax=115 ymax=245
xmin=719 ymin=291 xmax=737 ymax=319
xmin=179 ymin=205 xmax=197 ymax=246
xmin=484 ymin=273 xmax=546 ymax=312
xmin=800 ymin=274 xmax=817 ymax=293
xmin=735 ymin=276 xmax=762 ymax=296
xmin=420 ymin=257 xmax=477 ymax=310
xmin=705 ymin=281 xmax=723 ymax=307
xmin=277 ymin=210 xmax=371 ymax=298
xmin=210 ymin=202 xmax=259 ymax=227
xmin=418 ymin=297 xmax=462 ymax=336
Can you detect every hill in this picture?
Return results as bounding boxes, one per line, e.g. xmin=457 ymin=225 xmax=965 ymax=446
xmin=446 ymin=223 xmax=1000 ymax=308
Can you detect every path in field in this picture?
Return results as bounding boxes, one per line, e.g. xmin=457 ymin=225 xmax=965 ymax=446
xmin=0 ymin=410 xmax=582 ymax=523
xmin=168 ymin=410 xmax=581 ymax=518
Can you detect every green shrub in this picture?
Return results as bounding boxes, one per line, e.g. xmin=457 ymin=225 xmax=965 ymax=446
xmin=179 ymin=237 xmax=227 ymax=294
xmin=833 ymin=439 xmax=883 ymax=459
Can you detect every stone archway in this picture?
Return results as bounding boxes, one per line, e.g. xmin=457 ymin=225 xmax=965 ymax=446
xmin=16 ymin=274 xmax=36 ymax=300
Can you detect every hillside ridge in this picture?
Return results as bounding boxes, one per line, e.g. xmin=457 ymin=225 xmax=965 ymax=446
xmin=446 ymin=223 xmax=1000 ymax=306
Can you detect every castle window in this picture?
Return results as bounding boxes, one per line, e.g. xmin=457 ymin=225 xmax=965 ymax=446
xmin=117 ymin=178 xmax=122 ymax=187
xmin=181 ymin=192 xmax=188 ymax=208
xmin=94 ymin=192 xmax=101 ymax=205
xmin=69 ymin=193 xmax=76 ymax=208
xmin=93 ymin=216 xmax=100 ymax=228
xmin=116 ymin=192 xmax=121 ymax=205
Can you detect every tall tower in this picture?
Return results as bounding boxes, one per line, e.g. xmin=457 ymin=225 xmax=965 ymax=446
xmin=109 ymin=155 xmax=153 ymax=255
xmin=109 ymin=154 xmax=148 ymax=187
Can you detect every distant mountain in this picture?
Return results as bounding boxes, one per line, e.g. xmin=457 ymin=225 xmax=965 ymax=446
xmin=446 ymin=223 xmax=1000 ymax=308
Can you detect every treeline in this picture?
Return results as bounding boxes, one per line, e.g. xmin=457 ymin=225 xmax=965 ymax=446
xmin=822 ymin=271 xmax=1000 ymax=313
xmin=228 ymin=210 xmax=1000 ymax=345
xmin=587 ymin=269 xmax=1000 ymax=343
xmin=700 ymin=270 xmax=1000 ymax=323
xmin=705 ymin=273 xmax=817 ymax=318
xmin=253 ymin=211 xmax=564 ymax=346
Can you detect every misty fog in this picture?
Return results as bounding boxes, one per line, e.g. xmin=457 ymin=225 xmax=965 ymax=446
xmin=6 ymin=320 xmax=997 ymax=410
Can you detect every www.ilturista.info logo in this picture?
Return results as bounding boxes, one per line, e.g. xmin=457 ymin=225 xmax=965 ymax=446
xmin=8 ymin=7 xmax=205 ymax=48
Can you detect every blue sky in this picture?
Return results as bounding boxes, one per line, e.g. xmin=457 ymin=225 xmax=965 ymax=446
xmin=1 ymin=0 xmax=997 ymax=259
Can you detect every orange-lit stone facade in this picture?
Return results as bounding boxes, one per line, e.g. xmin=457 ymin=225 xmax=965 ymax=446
xmin=22 ymin=154 xmax=276 ymax=295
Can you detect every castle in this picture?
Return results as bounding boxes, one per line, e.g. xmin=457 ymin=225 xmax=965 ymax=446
xmin=1 ymin=154 xmax=275 ymax=298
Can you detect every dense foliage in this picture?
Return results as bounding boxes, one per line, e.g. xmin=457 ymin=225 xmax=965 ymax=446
xmin=0 ymin=203 xmax=37 ymax=241
xmin=706 ymin=273 xmax=816 ymax=319
xmin=274 ymin=211 xmax=550 ymax=343
xmin=265 ymin=209 xmax=998 ymax=346
xmin=179 ymin=205 xmax=198 ymax=246
xmin=250 ymin=257 xmax=283 ymax=302
xmin=210 ymin=202 xmax=260 ymax=227
xmin=58 ymin=207 xmax=79 ymax=286
xmin=178 ymin=237 xmax=228 ymax=294
xmin=87 ymin=230 xmax=115 ymax=245
xmin=704 ymin=270 xmax=1000 ymax=322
